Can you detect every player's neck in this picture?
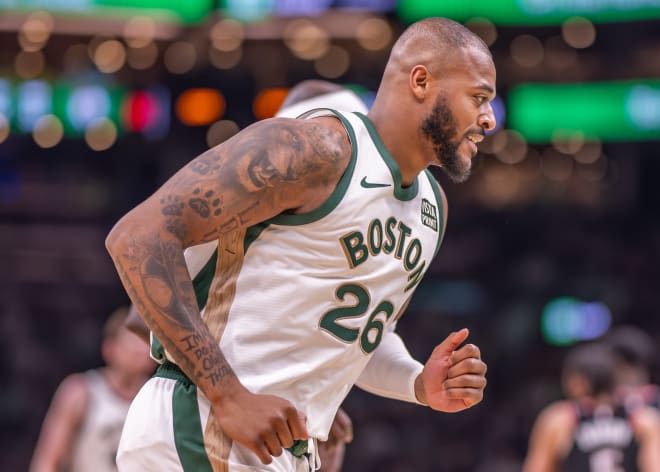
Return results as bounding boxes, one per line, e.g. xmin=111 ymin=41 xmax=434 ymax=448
xmin=367 ymin=109 xmax=425 ymax=187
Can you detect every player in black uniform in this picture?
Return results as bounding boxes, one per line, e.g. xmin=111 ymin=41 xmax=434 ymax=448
xmin=522 ymin=342 xmax=660 ymax=471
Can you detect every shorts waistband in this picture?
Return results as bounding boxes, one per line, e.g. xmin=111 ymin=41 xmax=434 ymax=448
xmin=154 ymin=361 xmax=192 ymax=385
xmin=153 ymin=362 xmax=310 ymax=460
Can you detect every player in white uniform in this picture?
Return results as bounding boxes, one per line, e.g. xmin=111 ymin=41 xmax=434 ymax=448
xmin=30 ymin=307 xmax=154 ymax=472
xmin=108 ymin=17 xmax=496 ymax=471
xmin=121 ymin=82 xmax=364 ymax=472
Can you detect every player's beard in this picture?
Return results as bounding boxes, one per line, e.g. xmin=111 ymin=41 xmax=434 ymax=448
xmin=421 ymin=94 xmax=471 ymax=183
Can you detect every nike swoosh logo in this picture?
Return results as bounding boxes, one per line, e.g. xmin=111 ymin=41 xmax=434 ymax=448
xmin=360 ymin=176 xmax=391 ymax=188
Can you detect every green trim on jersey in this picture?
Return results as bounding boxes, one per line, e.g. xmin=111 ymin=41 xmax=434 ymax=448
xmin=267 ymin=109 xmax=358 ymax=226
xmin=192 ymin=250 xmax=218 ymax=309
xmin=244 ymin=222 xmax=270 ymax=253
xmin=150 ymin=334 xmax=166 ymax=363
xmin=424 ymin=169 xmax=446 ymax=257
xmin=355 ymin=112 xmax=419 ymax=202
xmin=150 ymin=249 xmax=218 ymax=361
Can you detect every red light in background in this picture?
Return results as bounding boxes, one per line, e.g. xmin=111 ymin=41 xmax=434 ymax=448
xmin=124 ymin=90 xmax=160 ymax=132
xmin=122 ymin=88 xmax=170 ymax=139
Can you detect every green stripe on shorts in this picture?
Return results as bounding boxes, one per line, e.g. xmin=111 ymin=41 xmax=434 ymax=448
xmin=160 ymin=364 xmax=213 ymax=472
xmin=158 ymin=362 xmax=308 ymax=467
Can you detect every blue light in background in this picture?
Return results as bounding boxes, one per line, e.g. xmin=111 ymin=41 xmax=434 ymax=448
xmin=488 ymin=95 xmax=506 ymax=134
xmin=0 ymin=79 xmax=12 ymax=121
xmin=276 ymin=0 xmax=332 ymax=15
xmin=541 ymin=296 xmax=611 ymax=346
xmin=335 ymin=0 xmax=396 ymax=11
xmin=222 ymin=0 xmax=274 ymax=22
xmin=67 ymin=84 xmax=111 ymax=132
xmin=17 ymin=80 xmax=52 ymax=133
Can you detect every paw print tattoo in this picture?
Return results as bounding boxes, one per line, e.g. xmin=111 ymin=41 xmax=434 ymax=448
xmin=189 ymin=189 xmax=222 ymax=218
xmin=190 ymin=155 xmax=221 ymax=176
xmin=161 ymin=195 xmax=184 ymax=216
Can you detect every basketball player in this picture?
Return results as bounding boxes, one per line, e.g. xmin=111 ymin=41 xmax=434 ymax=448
xmin=522 ymin=342 xmax=660 ymax=471
xmin=29 ymin=306 xmax=155 ymax=472
xmin=107 ymin=17 xmax=495 ymax=471
xmin=124 ymin=80 xmax=362 ymax=472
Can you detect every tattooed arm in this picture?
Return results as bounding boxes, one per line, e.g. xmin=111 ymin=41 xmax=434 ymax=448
xmin=105 ymin=116 xmax=351 ymax=464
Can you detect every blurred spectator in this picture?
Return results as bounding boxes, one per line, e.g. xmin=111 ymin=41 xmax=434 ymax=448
xmin=29 ymin=306 xmax=155 ymax=472
xmin=522 ymin=342 xmax=660 ymax=472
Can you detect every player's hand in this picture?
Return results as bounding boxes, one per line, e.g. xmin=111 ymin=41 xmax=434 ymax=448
xmin=327 ymin=407 xmax=353 ymax=445
xmin=318 ymin=407 xmax=352 ymax=472
xmin=416 ymin=328 xmax=487 ymax=413
xmin=212 ymin=389 xmax=308 ymax=464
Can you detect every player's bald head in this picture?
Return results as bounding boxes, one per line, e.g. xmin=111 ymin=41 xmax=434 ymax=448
xmin=385 ymin=17 xmax=491 ymax=77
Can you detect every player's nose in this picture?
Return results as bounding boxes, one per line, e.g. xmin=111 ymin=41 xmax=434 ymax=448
xmin=478 ymin=104 xmax=495 ymax=131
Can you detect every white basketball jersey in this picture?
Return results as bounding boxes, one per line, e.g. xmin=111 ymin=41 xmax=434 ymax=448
xmin=152 ymin=110 xmax=444 ymax=441
xmin=69 ymin=369 xmax=132 ymax=472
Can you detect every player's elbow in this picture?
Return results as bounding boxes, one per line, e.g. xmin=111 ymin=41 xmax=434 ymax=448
xmin=105 ymin=212 xmax=143 ymax=258
xmin=105 ymin=219 xmax=129 ymax=258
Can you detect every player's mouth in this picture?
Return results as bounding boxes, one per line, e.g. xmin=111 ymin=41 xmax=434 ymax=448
xmin=464 ymin=132 xmax=484 ymax=157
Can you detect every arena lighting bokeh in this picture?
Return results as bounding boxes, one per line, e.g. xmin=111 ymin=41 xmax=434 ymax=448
xmin=0 ymin=0 xmax=213 ymax=24
xmin=541 ymin=296 xmax=612 ymax=346
xmin=219 ymin=0 xmax=395 ymax=21
xmin=123 ymin=87 xmax=170 ymax=139
xmin=397 ymin=0 xmax=660 ymax=25
xmin=252 ymin=87 xmax=289 ymax=120
xmin=508 ymin=80 xmax=660 ymax=142
xmin=0 ymin=2 xmax=659 ymax=471
xmin=0 ymin=77 xmax=170 ymax=142
xmin=175 ymin=88 xmax=226 ymax=126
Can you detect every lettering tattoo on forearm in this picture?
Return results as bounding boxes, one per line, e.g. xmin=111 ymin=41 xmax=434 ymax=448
xmin=113 ymin=236 xmax=233 ymax=386
xmin=180 ymin=334 xmax=234 ymax=385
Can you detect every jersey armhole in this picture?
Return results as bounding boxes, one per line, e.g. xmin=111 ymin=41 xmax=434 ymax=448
xmin=424 ymin=169 xmax=446 ymax=258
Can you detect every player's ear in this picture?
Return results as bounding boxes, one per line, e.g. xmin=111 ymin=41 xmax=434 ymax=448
xmin=409 ymin=65 xmax=430 ymax=100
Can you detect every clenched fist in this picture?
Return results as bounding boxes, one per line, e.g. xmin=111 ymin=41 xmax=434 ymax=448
xmin=415 ymin=328 xmax=487 ymax=412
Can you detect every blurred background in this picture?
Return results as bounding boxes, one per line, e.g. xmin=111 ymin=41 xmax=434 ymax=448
xmin=1 ymin=1 xmax=660 ymax=470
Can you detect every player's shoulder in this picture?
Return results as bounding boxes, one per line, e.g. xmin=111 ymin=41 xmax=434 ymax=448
xmin=246 ymin=115 xmax=351 ymax=159
xmin=278 ymin=114 xmax=351 ymax=152
xmin=58 ymin=372 xmax=90 ymax=397
xmin=231 ymin=116 xmax=353 ymax=209
xmin=49 ymin=372 xmax=90 ymax=416
xmin=536 ymin=400 xmax=577 ymax=431
xmin=259 ymin=115 xmax=353 ymax=181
